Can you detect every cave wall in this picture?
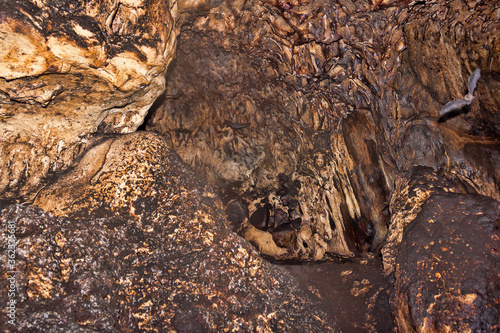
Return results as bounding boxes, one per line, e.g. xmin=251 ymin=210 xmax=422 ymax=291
xmin=1 ymin=0 xmax=499 ymax=331
xmin=146 ymin=0 xmax=407 ymax=259
xmin=1 ymin=132 xmax=338 ymax=332
xmin=3 ymin=0 xmax=497 ymax=262
xmin=0 ymin=0 xmax=179 ymax=201
xmin=146 ymin=0 xmax=499 ymax=260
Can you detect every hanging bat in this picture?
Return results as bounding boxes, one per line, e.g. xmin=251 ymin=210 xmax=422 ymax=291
xmin=439 ymin=68 xmax=481 ymax=116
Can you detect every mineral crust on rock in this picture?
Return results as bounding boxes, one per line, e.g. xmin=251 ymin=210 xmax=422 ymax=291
xmin=147 ymin=0 xmax=406 ymax=260
xmin=0 ymin=0 xmax=499 ymax=331
xmin=392 ymin=193 xmax=500 ymax=332
xmin=146 ymin=0 xmax=500 ymax=262
xmin=382 ymin=166 xmax=467 ymax=274
xmin=1 ymin=132 xmax=336 ymax=332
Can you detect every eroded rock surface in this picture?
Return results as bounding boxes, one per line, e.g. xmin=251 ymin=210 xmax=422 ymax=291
xmin=0 ymin=0 xmax=179 ymax=200
xmin=147 ymin=0 xmax=406 ymax=260
xmin=1 ymin=132 xmax=336 ymax=332
xmin=392 ymin=193 xmax=500 ymax=332
xmin=146 ymin=0 xmax=499 ymax=262
xmin=0 ymin=0 xmax=499 ymax=331
xmin=382 ymin=166 xmax=468 ymax=274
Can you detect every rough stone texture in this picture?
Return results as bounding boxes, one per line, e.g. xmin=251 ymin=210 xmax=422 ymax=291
xmin=391 ymin=193 xmax=500 ymax=332
xmin=1 ymin=132 xmax=336 ymax=332
xmin=0 ymin=0 xmax=179 ymax=200
xmin=0 ymin=0 xmax=499 ymax=331
xmin=381 ymin=166 xmax=468 ymax=274
xmin=392 ymin=1 xmax=500 ymax=202
xmin=146 ymin=0 xmax=404 ymax=260
xmin=395 ymin=0 xmax=500 ymax=134
xmin=145 ymin=0 xmax=499 ymax=261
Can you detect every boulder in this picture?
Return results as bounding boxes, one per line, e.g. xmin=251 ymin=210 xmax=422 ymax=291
xmin=381 ymin=166 xmax=467 ymax=274
xmin=391 ymin=193 xmax=500 ymax=332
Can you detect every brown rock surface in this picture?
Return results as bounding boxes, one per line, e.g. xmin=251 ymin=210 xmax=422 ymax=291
xmin=146 ymin=0 xmax=405 ymax=260
xmin=0 ymin=0 xmax=499 ymax=331
xmin=1 ymin=132 xmax=336 ymax=332
xmin=382 ymin=166 xmax=467 ymax=274
xmin=282 ymin=255 xmax=395 ymax=333
xmin=145 ymin=0 xmax=499 ymax=262
xmin=392 ymin=193 xmax=500 ymax=332
xmin=0 ymin=0 xmax=179 ymax=200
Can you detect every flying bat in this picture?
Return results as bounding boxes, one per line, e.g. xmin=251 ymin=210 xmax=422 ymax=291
xmin=439 ymin=68 xmax=481 ymax=116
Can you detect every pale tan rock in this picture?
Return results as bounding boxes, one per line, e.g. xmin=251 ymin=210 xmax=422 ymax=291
xmin=0 ymin=0 xmax=179 ymax=200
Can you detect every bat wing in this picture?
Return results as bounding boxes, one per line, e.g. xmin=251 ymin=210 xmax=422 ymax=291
xmin=467 ymin=68 xmax=481 ymax=95
xmin=439 ymin=98 xmax=469 ymax=115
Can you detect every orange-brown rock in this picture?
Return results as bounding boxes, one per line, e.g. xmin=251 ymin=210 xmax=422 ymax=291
xmin=392 ymin=192 xmax=500 ymax=332
xmin=1 ymin=132 xmax=337 ymax=332
xmin=382 ymin=166 xmax=467 ymax=275
xmin=145 ymin=0 xmax=499 ymax=262
xmin=1 ymin=0 xmax=499 ymax=331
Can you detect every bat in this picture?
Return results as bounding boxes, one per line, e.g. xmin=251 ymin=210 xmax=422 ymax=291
xmin=439 ymin=68 xmax=481 ymax=116
xmin=225 ymin=120 xmax=250 ymax=129
xmin=439 ymin=98 xmax=470 ymax=116
xmin=468 ymin=68 xmax=481 ymax=95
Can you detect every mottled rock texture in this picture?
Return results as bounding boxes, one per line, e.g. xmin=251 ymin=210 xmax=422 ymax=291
xmin=147 ymin=0 xmax=403 ymax=260
xmin=392 ymin=193 xmax=500 ymax=332
xmin=145 ymin=0 xmax=500 ymax=261
xmin=0 ymin=0 xmax=179 ymax=200
xmin=1 ymin=0 xmax=499 ymax=331
xmin=1 ymin=132 xmax=336 ymax=332
xmin=382 ymin=166 xmax=467 ymax=274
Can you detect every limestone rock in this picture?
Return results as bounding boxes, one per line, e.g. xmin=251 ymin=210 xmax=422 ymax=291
xmin=145 ymin=0 xmax=406 ymax=260
xmin=381 ymin=166 xmax=467 ymax=274
xmin=144 ymin=0 xmax=499 ymax=263
xmin=0 ymin=0 xmax=179 ymax=200
xmin=391 ymin=193 xmax=500 ymax=332
xmin=1 ymin=0 xmax=499 ymax=330
xmin=1 ymin=132 xmax=336 ymax=332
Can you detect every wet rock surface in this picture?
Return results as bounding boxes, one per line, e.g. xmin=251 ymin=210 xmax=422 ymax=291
xmin=283 ymin=255 xmax=395 ymax=333
xmin=0 ymin=132 xmax=336 ymax=332
xmin=146 ymin=0 xmax=406 ymax=260
xmin=145 ymin=0 xmax=500 ymax=262
xmin=0 ymin=0 xmax=499 ymax=331
xmin=382 ymin=166 xmax=467 ymax=274
xmin=392 ymin=193 xmax=500 ymax=332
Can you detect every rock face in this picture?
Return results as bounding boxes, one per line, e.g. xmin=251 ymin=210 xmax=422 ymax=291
xmin=0 ymin=0 xmax=179 ymax=200
xmin=1 ymin=0 xmax=499 ymax=331
xmin=1 ymin=132 xmax=336 ymax=332
xmin=381 ymin=166 xmax=467 ymax=274
xmin=392 ymin=193 xmax=500 ymax=332
xmin=145 ymin=0 xmax=500 ymax=261
xmin=383 ymin=166 xmax=500 ymax=331
xmin=146 ymin=0 xmax=403 ymax=260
